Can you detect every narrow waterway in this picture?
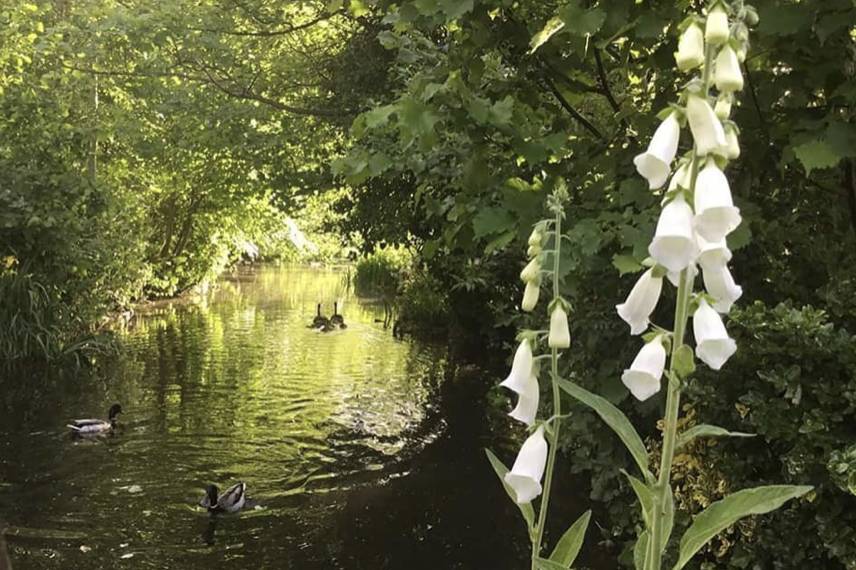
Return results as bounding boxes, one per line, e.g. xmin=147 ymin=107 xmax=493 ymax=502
xmin=0 ymin=265 xmax=599 ymax=569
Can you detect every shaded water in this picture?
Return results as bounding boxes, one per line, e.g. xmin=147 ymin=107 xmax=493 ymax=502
xmin=0 ymin=265 xmax=583 ymax=569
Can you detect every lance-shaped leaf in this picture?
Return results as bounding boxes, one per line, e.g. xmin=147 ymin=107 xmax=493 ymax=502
xmin=549 ymin=510 xmax=591 ymax=567
xmin=674 ymin=485 xmax=813 ymax=569
xmin=633 ymin=531 xmax=649 ymax=570
xmin=676 ymin=424 xmax=756 ymax=450
xmin=535 ymin=558 xmax=568 ymax=570
xmin=558 ymin=379 xmax=652 ymax=481
xmin=484 ymin=449 xmax=535 ymax=529
xmin=623 ymin=470 xmax=673 ymax=554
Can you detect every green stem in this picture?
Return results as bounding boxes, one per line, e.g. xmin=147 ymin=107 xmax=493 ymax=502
xmin=646 ymin=42 xmax=716 ymax=570
xmin=531 ymin=207 xmax=564 ymax=569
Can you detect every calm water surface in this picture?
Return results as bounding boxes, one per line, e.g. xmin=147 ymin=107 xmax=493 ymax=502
xmin=0 ymin=265 xmax=569 ymax=569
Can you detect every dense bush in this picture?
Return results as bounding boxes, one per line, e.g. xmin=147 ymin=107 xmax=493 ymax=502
xmin=353 ymin=245 xmax=413 ymax=299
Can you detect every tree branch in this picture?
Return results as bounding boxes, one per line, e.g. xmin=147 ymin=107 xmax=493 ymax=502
xmin=542 ymin=75 xmax=605 ymax=141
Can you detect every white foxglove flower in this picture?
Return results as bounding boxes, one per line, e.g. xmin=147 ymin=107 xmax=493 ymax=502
xmin=675 ymin=23 xmax=705 ymax=71
xmin=616 ymin=268 xmax=663 ymax=335
xmin=649 ymin=194 xmax=699 ymax=273
xmin=705 ymin=4 xmax=730 ymax=46
xmin=714 ymin=94 xmax=732 ymax=120
xmin=696 ymin=234 xmax=732 ymax=270
xmin=501 ymin=369 xmax=539 ymax=426
xmin=667 ymin=162 xmax=692 ymax=192
xmin=520 ymin=258 xmax=540 ymax=283
xmin=702 ymin=263 xmax=743 ymax=313
xmin=621 ymin=335 xmax=667 ymax=401
xmin=502 ymin=340 xmax=534 ymax=391
xmin=724 ymin=125 xmax=740 ymax=159
xmin=521 ymin=280 xmax=541 ymax=312
xmin=686 ymin=94 xmax=727 ymax=156
xmin=634 ymin=112 xmax=681 ymax=190
xmin=548 ymin=305 xmax=570 ymax=349
xmin=528 ymin=229 xmax=543 ymax=247
xmin=504 ymin=426 xmax=548 ymax=503
xmin=694 ymin=161 xmax=742 ymax=241
xmin=693 ymin=299 xmax=737 ymax=370
xmin=715 ymin=45 xmax=744 ymax=92
xmin=526 ymin=244 xmax=541 ymax=258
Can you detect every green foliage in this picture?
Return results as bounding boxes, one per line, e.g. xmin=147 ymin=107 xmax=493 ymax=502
xmin=549 ymin=510 xmax=592 ymax=567
xmin=353 ymin=245 xmax=413 ymax=299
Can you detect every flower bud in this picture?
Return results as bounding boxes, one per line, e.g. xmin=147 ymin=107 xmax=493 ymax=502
xmin=520 ymin=259 xmax=540 ymax=283
xmin=502 ymin=340 xmax=534 ymax=392
xmin=686 ymin=93 xmax=727 ymax=156
xmin=504 ymin=426 xmax=548 ymax=503
xmin=736 ymin=44 xmax=747 ymax=63
xmin=548 ymin=305 xmax=571 ymax=349
xmin=715 ymin=45 xmax=744 ymax=92
xmin=694 ymin=160 xmax=742 ymax=242
xmin=724 ymin=125 xmax=740 ymax=159
xmin=705 ymin=4 xmax=730 ymax=46
xmin=714 ymin=94 xmax=732 ymax=120
xmin=675 ymin=23 xmax=705 ymax=71
xmin=634 ymin=112 xmax=681 ymax=190
xmin=649 ymin=194 xmax=699 ymax=273
xmin=616 ymin=268 xmax=663 ymax=335
xmin=693 ymin=299 xmax=737 ymax=370
xmin=528 ymin=229 xmax=543 ymax=247
xmin=621 ymin=335 xmax=667 ymax=401
xmin=521 ymin=280 xmax=541 ymax=312
xmin=526 ymin=244 xmax=541 ymax=258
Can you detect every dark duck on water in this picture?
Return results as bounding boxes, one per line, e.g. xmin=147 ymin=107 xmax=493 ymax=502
xmin=67 ymin=403 xmax=122 ymax=436
xmin=200 ymin=482 xmax=247 ymax=514
xmin=310 ymin=303 xmax=330 ymax=330
xmin=329 ymin=301 xmax=347 ymax=329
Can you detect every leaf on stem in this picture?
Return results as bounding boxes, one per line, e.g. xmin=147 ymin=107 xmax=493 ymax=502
xmin=548 ymin=510 xmax=591 ymax=567
xmin=673 ymin=485 xmax=813 ymax=569
xmin=633 ymin=531 xmax=649 ymax=570
xmin=484 ymin=449 xmax=536 ymax=529
xmin=675 ymin=424 xmax=756 ymax=450
xmin=558 ymin=379 xmax=653 ymax=481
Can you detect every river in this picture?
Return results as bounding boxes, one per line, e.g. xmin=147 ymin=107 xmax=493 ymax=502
xmin=0 ymin=264 xmax=595 ymax=569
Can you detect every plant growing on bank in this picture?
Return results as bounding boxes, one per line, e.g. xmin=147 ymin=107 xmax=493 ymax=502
xmin=490 ymin=3 xmax=813 ymax=569
xmin=486 ymin=179 xmax=593 ymax=570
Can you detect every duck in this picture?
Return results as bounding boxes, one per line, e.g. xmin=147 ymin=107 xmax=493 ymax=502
xmin=310 ymin=303 xmax=329 ymax=329
xmin=67 ymin=403 xmax=122 ymax=435
xmin=329 ymin=301 xmax=347 ymax=329
xmin=200 ymin=482 xmax=247 ymax=514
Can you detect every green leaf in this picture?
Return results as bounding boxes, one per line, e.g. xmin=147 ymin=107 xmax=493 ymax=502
xmin=662 ymin=484 xmax=674 ymax=554
xmin=673 ymin=485 xmax=813 ymax=569
xmin=633 ymin=531 xmax=649 ymax=570
xmin=484 ymin=230 xmax=516 ymax=255
xmin=535 ymin=558 xmax=568 ymax=570
xmin=558 ymin=379 xmax=652 ymax=480
xmin=672 ymin=344 xmax=696 ymax=378
xmin=529 ymin=16 xmax=566 ymax=53
xmin=676 ymin=424 xmax=756 ymax=450
xmin=549 ymin=510 xmax=591 ymax=567
xmin=438 ymin=0 xmax=473 ymax=20
xmin=623 ymin=470 xmax=653 ymax=525
xmin=484 ymin=449 xmax=536 ymax=529
xmin=472 ymin=207 xmax=514 ymax=239
xmin=612 ymin=254 xmax=643 ymax=276
xmin=558 ymin=2 xmax=606 ymax=36
xmin=364 ymin=104 xmax=396 ymax=129
xmin=793 ymin=139 xmax=841 ymax=174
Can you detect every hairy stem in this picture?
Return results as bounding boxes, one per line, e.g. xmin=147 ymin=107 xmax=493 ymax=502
xmin=531 ymin=206 xmax=564 ymax=569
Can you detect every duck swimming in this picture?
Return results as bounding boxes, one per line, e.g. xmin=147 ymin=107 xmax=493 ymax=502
xmin=67 ymin=403 xmax=122 ymax=435
xmin=200 ymin=482 xmax=247 ymax=514
xmin=310 ymin=303 xmax=329 ymax=329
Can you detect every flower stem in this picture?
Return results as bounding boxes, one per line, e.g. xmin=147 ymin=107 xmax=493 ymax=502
xmin=531 ymin=205 xmax=564 ymax=569
xmin=646 ymin=42 xmax=715 ymax=570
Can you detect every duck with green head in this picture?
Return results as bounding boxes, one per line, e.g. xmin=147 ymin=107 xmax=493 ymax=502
xmin=67 ymin=403 xmax=122 ymax=436
xmin=200 ymin=482 xmax=247 ymax=514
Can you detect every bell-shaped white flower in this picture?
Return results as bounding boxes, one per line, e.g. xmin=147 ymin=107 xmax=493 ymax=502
xmin=504 ymin=426 xmax=548 ymax=504
xmin=705 ymin=4 xmax=730 ymax=46
xmin=723 ymin=125 xmax=740 ymax=159
xmin=528 ymin=229 xmax=543 ymax=247
xmin=702 ymin=263 xmax=743 ymax=313
xmin=694 ymin=160 xmax=741 ymax=241
xmin=502 ymin=340 xmax=534 ymax=391
xmin=714 ymin=94 xmax=732 ymax=120
xmin=675 ymin=23 xmax=705 ymax=71
xmin=520 ymin=258 xmax=540 ymax=283
xmin=548 ymin=305 xmax=571 ymax=349
xmin=666 ymin=262 xmax=698 ymax=288
xmin=649 ymin=194 xmax=699 ymax=273
xmin=616 ymin=268 xmax=663 ymax=335
xmin=715 ymin=44 xmax=744 ymax=92
xmin=686 ymin=94 xmax=727 ymax=156
xmin=621 ymin=335 xmax=667 ymax=401
xmin=521 ymin=280 xmax=541 ymax=312
xmin=696 ymin=234 xmax=732 ymax=271
xmin=526 ymin=244 xmax=541 ymax=258
xmin=693 ymin=299 xmax=737 ymax=370
xmin=634 ymin=113 xmax=681 ymax=190
xmin=501 ymin=367 xmax=540 ymax=426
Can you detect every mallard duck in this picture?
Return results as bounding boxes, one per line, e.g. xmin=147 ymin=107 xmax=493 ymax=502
xmin=67 ymin=403 xmax=122 ymax=435
xmin=200 ymin=482 xmax=247 ymax=514
xmin=329 ymin=301 xmax=347 ymax=329
xmin=310 ymin=303 xmax=329 ymax=329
